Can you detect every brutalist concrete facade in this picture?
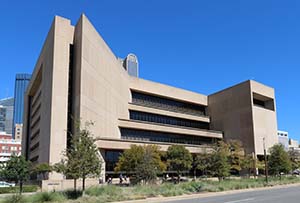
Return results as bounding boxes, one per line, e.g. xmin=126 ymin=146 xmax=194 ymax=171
xmin=22 ymin=14 xmax=278 ymax=183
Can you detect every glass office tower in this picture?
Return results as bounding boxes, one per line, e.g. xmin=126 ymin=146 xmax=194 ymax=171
xmin=123 ymin=54 xmax=139 ymax=77
xmin=12 ymin=74 xmax=31 ymax=138
xmin=0 ymin=98 xmax=14 ymax=134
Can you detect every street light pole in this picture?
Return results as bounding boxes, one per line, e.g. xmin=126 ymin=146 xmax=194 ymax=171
xmin=263 ymin=137 xmax=268 ymax=184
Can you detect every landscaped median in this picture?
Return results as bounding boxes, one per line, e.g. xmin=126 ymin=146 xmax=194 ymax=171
xmin=0 ymin=185 xmax=38 ymax=194
xmin=1 ymin=176 xmax=300 ymax=203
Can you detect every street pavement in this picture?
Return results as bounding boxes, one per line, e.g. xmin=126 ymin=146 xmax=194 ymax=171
xmin=163 ymin=184 xmax=300 ymax=203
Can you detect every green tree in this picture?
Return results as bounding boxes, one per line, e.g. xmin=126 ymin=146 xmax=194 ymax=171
xmin=228 ymin=140 xmax=245 ymax=174
xmin=1 ymin=156 xmax=31 ymax=194
xmin=268 ymin=144 xmax=292 ymax=175
xmin=33 ymin=163 xmax=52 ymax=180
xmin=241 ymin=154 xmax=256 ymax=177
xmin=166 ymin=145 xmax=193 ymax=180
xmin=115 ymin=145 xmax=166 ymax=184
xmin=195 ymin=152 xmax=211 ymax=177
xmin=55 ymin=121 xmax=102 ymax=191
xmin=53 ymin=159 xmax=80 ymax=190
xmin=210 ymin=141 xmax=230 ymax=181
xmin=288 ymin=150 xmax=300 ymax=171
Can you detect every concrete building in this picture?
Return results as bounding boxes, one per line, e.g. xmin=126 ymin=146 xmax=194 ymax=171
xmin=278 ymin=130 xmax=289 ymax=151
xmin=289 ymin=138 xmax=300 ymax=155
xmin=208 ymin=81 xmax=278 ymax=156
xmin=0 ymin=98 xmax=14 ymax=134
xmin=22 ymin=15 xmax=278 ymax=185
xmin=13 ymin=73 xmax=31 ymax=139
xmin=14 ymin=124 xmax=23 ymax=141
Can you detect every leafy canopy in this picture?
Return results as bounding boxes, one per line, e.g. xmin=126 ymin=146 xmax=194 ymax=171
xmin=210 ymin=141 xmax=230 ymax=180
xmin=54 ymin=121 xmax=102 ymax=191
xmin=288 ymin=150 xmax=300 ymax=171
xmin=1 ymin=155 xmax=31 ymax=193
xmin=33 ymin=163 xmax=52 ymax=180
xmin=195 ymin=151 xmax=211 ymax=175
xmin=166 ymin=145 xmax=193 ymax=175
xmin=268 ymin=144 xmax=292 ymax=175
xmin=115 ymin=145 xmax=166 ymax=183
xmin=227 ymin=140 xmax=245 ymax=173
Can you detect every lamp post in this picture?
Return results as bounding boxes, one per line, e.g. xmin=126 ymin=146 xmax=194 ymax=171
xmin=263 ymin=137 xmax=268 ymax=184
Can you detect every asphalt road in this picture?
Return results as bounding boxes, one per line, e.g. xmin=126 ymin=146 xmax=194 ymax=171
xmin=164 ymin=185 xmax=300 ymax=203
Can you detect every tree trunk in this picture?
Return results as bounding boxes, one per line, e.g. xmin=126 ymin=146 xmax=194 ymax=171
xmin=82 ymin=177 xmax=86 ymax=191
xmin=74 ymin=178 xmax=77 ymax=191
xmin=19 ymin=180 xmax=23 ymax=194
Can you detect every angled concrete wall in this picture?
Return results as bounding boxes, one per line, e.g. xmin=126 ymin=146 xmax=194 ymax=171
xmin=208 ymin=80 xmax=278 ymax=155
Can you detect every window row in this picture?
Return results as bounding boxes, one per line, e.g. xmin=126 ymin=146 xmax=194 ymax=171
xmin=130 ymin=110 xmax=209 ymax=130
xmin=120 ymin=128 xmax=214 ymax=146
xmin=1 ymin=146 xmax=21 ymax=151
xmin=131 ymin=91 xmax=207 ymax=116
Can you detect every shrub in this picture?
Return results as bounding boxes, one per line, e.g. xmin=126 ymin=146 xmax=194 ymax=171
xmin=62 ymin=190 xmax=83 ymax=199
xmin=132 ymin=184 xmax=159 ymax=197
xmin=159 ymin=184 xmax=185 ymax=197
xmin=28 ymin=192 xmax=66 ymax=203
xmin=85 ymin=185 xmax=122 ymax=197
xmin=179 ymin=181 xmax=203 ymax=193
xmin=2 ymin=194 xmax=25 ymax=203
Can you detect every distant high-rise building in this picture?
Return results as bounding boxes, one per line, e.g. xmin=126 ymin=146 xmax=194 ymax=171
xmin=12 ymin=74 xmax=31 ymax=138
xmin=0 ymin=98 xmax=14 ymax=134
xmin=123 ymin=53 xmax=139 ymax=77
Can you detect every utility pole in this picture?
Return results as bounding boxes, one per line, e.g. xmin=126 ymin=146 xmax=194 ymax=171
xmin=263 ymin=137 xmax=268 ymax=184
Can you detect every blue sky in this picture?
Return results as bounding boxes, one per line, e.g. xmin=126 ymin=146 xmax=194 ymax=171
xmin=0 ymin=0 xmax=299 ymax=140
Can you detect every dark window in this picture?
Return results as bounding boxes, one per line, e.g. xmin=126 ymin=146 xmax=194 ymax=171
xmin=105 ymin=150 xmax=122 ymax=172
xmin=120 ymin=128 xmax=215 ymax=145
xmin=30 ymin=129 xmax=40 ymax=141
xmin=30 ymin=142 xmax=39 ymax=152
xmin=30 ymin=156 xmax=39 ymax=163
xmin=131 ymin=91 xmax=207 ymax=116
xmin=253 ymin=98 xmax=265 ymax=108
xmin=253 ymin=93 xmax=275 ymax=111
xmin=130 ymin=110 xmax=209 ymax=130
xmin=30 ymin=116 xmax=40 ymax=130
xmin=67 ymin=44 xmax=74 ymax=148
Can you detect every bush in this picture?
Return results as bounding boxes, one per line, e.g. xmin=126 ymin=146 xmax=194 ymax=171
xmin=0 ymin=185 xmax=38 ymax=194
xmin=2 ymin=194 xmax=25 ymax=203
xmin=85 ymin=185 xmax=122 ymax=197
xmin=62 ymin=190 xmax=83 ymax=199
xmin=28 ymin=192 xmax=66 ymax=203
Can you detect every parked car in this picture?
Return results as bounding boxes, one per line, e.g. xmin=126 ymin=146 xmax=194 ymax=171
xmin=292 ymin=169 xmax=300 ymax=175
xmin=0 ymin=181 xmax=15 ymax=187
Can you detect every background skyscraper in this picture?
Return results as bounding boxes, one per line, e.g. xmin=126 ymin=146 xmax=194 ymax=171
xmin=0 ymin=98 xmax=14 ymax=134
xmin=12 ymin=74 xmax=31 ymax=138
xmin=123 ymin=53 xmax=139 ymax=77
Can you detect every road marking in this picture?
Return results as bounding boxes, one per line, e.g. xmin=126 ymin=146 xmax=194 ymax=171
xmin=223 ymin=198 xmax=255 ymax=203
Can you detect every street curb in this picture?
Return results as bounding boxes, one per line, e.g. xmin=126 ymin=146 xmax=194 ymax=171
xmin=113 ymin=182 xmax=300 ymax=203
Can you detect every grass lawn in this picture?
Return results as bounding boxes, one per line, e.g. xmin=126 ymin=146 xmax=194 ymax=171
xmin=1 ymin=176 xmax=300 ymax=203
